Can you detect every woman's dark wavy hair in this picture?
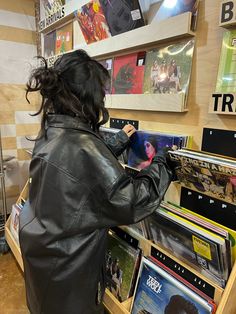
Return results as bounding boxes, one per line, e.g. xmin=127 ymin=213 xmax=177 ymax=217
xmin=26 ymin=49 xmax=110 ymax=138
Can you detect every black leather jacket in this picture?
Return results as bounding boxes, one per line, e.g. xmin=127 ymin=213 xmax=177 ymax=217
xmin=19 ymin=114 xmax=172 ymax=314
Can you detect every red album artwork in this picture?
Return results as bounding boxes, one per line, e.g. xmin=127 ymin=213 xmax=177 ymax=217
xmin=76 ymin=0 xmax=111 ymax=44
xmin=112 ymin=52 xmax=146 ymax=94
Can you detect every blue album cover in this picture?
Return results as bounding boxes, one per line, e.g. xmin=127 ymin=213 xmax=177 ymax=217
xmin=131 ymin=257 xmax=214 ymax=314
xmin=128 ymin=130 xmax=187 ymax=170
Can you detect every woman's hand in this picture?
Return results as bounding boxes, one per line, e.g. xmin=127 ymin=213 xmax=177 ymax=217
xmin=122 ymin=124 xmax=136 ymax=138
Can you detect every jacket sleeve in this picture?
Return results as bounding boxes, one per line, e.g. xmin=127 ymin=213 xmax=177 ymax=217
xmin=85 ymin=155 xmax=173 ymax=229
xmin=104 ymin=130 xmax=130 ymax=157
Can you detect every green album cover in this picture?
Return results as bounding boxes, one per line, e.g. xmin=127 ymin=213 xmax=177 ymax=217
xmin=143 ymin=39 xmax=194 ymax=95
xmin=105 ymin=231 xmax=140 ymax=302
xmin=216 ymin=30 xmax=236 ymax=93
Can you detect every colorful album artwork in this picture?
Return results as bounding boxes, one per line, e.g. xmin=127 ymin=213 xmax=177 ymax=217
xmin=112 ymin=52 xmax=146 ymax=94
xmin=143 ymin=39 xmax=194 ymax=95
xmin=169 ymin=149 xmax=236 ymax=205
xmin=152 ymin=0 xmax=199 ymax=31
xmin=44 ymin=31 xmax=56 ymax=58
xmin=216 ymin=30 xmax=236 ymax=93
xmin=100 ymin=0 xmax=145 ymax=36
xmin=131 ymin=257 xmax=215 ymax=314
xmin=127 ymin=130 xmax=188 ymax=170
xmin=55 ymin=22 xmax=73 ymax=55
xmin=76 ymin=0 xmax=111 ymax=44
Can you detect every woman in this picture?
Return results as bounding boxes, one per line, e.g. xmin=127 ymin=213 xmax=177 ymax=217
xmin=137 ymin=136 xmax=158 ymax=170
xmin=19 ymin=49 xmax=173 ymax=314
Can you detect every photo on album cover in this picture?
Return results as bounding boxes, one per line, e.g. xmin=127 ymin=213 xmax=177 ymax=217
xmin=105 ymin=230 xmax=141 ymax=302
xmin=131 ymin=257 xmax=215 ymax=314
xmin=143 ymin=39 xmax=194 ymax=96
xmin=127 ymin=130 xmax=187 ymax=170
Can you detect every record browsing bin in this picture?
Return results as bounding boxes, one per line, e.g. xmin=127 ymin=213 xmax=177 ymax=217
xmin=4 ymin=181 xmax=236 ymax=314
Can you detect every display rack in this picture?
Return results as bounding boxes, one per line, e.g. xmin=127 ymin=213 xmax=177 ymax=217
xmin=40 ymin=2 xmax=194 ymax=113
xmin=4 ymin=187 xmax=236 ymax=313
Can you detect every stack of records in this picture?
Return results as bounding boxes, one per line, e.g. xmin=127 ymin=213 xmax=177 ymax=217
xmin=169 ymin=149 xmax=236 ymax=205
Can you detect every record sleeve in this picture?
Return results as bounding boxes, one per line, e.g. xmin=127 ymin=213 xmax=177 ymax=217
xmin=100 ymin=0 xmax=145 ymax=36
xmin=98 ymin=58 xmax=113 ymax=94
xmin=169 ymin=149 xmax=236 ymax=205
xmin=76 ymin=0 xmax=111 ymax=44
xmin=180 ymin=187 xmax=236 ymax=261
xmin=112 ymin=51 xmax=146 ymax=94
xmin=145 ymin=207 xmax=229 ymax=287
xmin=127 ymin=130 xmax=188 ymax=170
xmin=55 ymin=22 xmax=73 ymax=55
xmin=44 ymin=31 xmax=56 ymax=58
xmin=216 ymin=29 xmax=236 ymax=93
xmin=152 ymin=0 xmax=199 ymax=31
xmin=105 ymin=230 xmax=141 ymax=302
xmin=131 ymin=257 xmax=216 ymax=314
xmin=143 ymin=39 xmax=194 ymax=97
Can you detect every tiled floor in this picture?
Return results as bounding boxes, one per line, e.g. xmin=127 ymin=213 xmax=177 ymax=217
xmin=0 ymin=252 xmax=29 ymax=314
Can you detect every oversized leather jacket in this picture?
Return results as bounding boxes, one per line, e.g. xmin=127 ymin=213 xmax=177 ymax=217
xmin=19 ymin=114 xmax=173 ymax=314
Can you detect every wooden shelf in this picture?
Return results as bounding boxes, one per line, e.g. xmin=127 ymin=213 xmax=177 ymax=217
xmin=84 ymin=12 xmax=194 ymax=58
xmin=46 ymin=11 xmax=194 ymax=63
xmin=105 ymin=93 xmax=187 ymax=112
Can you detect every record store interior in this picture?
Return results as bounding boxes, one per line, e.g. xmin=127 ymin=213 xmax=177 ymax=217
xmin=2 ymin=0 xmax=236 ymax=313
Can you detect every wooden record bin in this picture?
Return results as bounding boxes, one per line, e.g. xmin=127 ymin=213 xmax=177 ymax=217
xmin=4 ymin=184 xmax=236 ymax=313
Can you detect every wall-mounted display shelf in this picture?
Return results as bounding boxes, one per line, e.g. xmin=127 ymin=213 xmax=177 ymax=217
xmin=105 ymin=93 xmax=188 ymax=112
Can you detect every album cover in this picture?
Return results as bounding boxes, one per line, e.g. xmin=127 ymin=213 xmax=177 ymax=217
xmin=44 ymin=31 xmax=56 ymax=58
xmin=145 ymin=207 xmax=228 ymax=287
xmin=143 ymin=39 xmax=194 ymax=97
xmin=99 ymin=126 xmax=128 ymax=164
xmin=169 ymin=149 xmax=236 ymax=205
xmin=152 ymin=0 xmax=199 ymax=31
xmin=112 ymin=51 xmax=146 ymax=94
xmin=98 ymin=58 xmax=113 ymax=93
xmin=76 ymin=0 xmax=111 ymax=44
xmin=201 ymin=128 xmax=236 ymax=159
xmin=131 ymin=257 xmax=215 ymax=314
xmin=180 ymin=187 xmax=236 ymax=260
xmin=10 ymin=203 xmax=22 ymax=244
xmin=105 ymin=230 xmax=141 ymax=302
xmin=100 ymin=0 xmax=145 ymax=36
xmin=55 ymin=22 xmax=73 ymax=55
xmin=41 ymin=0 xmax=65 ymax=18
xmin=216 ymin=30 xmax=236 ymax=93
xmin=127 ymin=130 xmax=188 ymax=170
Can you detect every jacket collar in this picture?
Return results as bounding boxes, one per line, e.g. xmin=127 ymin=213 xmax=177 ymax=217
xmin=46 ymin=114 xmax=100 ymax=138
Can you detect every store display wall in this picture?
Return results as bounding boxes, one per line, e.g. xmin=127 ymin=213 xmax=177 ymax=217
xmin=0 ymin=0 xmax=39 ymax=212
